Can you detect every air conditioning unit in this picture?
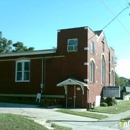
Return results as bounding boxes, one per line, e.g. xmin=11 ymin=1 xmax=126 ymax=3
xmin=67 ymin=45 xmax=78 ymax=52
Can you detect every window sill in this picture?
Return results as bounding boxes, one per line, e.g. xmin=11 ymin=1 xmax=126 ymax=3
xmin=15 ymin=80 xmax=30 ymax=83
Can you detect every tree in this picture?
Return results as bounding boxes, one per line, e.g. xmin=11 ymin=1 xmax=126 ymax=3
xmin=0 ymin=34 xmax=34 ymax=53
xmin=0 ymin=38 xmax=12 ymax=53
xmin=12 ymin=42 xmax=34 ymax=52
xmin=115 ymin=73 xmax=127 ymax=87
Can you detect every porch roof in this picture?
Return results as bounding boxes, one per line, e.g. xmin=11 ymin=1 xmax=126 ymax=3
xmin=57 ymin=78 xmax=89 ymax=89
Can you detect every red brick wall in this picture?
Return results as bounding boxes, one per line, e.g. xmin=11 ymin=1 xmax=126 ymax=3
xmin=0 ymin=56 xmax=43 ymax=94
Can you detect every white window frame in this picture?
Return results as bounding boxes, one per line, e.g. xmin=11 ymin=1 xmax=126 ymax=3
xmin=67 ymin=38 xmax=78 ymax=52
xmin=91 ymin=42 xmax=94 ymax=54
xmin=15 ymin=60 xmax=30 ymax=82
xmin=90 ymin=60 xmax=95 ymax=83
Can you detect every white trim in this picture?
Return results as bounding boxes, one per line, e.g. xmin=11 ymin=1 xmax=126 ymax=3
xmin=84 ymin=62 xmax=89 ymax=65
xmin=90 ymin=58 xmax=96 ymax=64
xmin=57 ymin=78 xmax=88 ymax=87
xmin=84 ymin=79 xmax=89 ymax=82
xmin=84 ymin=47 xmax=89 ymax=50
xmin=0 ymin=49 xmax=56 ymax=57
xmin=15 ymin=59 xmax=30 ymax=82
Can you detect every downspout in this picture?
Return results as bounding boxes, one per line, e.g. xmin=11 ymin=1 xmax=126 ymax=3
xmin=87 ymin=88 xmax=90 ymax=109
xmin=40 ymin=56 xmax=44 ymax=93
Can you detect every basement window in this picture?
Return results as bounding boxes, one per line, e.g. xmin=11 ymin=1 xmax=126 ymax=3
xmin=15 ymin=60 xmax=30 ymax=82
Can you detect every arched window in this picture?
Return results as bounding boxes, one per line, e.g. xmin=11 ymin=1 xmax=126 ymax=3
xmin=90 ymin=60 xmax=95 ymax=83
xmin=101 ymin=55 xmax=105 ymax=84
xmin=15 ymin=60 xmax=30 ymax=82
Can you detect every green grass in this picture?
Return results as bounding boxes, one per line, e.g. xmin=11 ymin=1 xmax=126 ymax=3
xmin=51 ymin=123 xmax=72 ymax=130
xmin=0 ymin=113 xmax=72 ymax=130
xmin=122 ymin=116 xmax=130 ymax=121
xmin=0 ymin=113 xmax=48 ymax=130
xmin=56 ymin=109 xmax=108 ymax=120
xmin=89 ymin=100 xmax=130 ymax=114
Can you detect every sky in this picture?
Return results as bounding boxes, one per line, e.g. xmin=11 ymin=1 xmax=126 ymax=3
xmin=0 ymin=0 xmax=130 ymax=78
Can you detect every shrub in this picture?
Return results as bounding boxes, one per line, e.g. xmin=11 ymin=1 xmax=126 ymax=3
xmin=100 ymin=102 xmax=108 ymax=107
xmin=105 ymin=97 xmax=117 ymax=106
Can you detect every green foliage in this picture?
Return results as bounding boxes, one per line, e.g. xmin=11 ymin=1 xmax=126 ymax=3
xmin=12 ymin=42 xmax=34 ymax=52
xmin=90 ymin=100 xmax=130 ymax=114
xmin=51 ymin=123 xmax=72 ymax=130
xmin=56 ymin=109 xmax=108 ymax=119
xmin=115 ymin=73 xmax=127 ymax=87
xmin=0 ymin=34 xmax=34 ymax=53
xmin=0 ymin=38 xmax=12 ymax=53
xmin=0 ymin=113 xmax=48 ymax=130
xmin=105 ymin=97 xmax=117 ymax=106
xmin=100 ymin=102 xmax=108 ymax=107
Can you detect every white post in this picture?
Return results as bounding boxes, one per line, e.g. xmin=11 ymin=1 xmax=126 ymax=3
xmin=64 ymin=85 xmax=68 ymax=108
xmin=74 ymin=85 xmax=76 ymax=108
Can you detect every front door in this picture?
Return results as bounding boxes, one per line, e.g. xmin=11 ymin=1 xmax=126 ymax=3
xmin=67 ymin=86 xmax=74 ymax=107
xmin=67 ymin=85 xmax=82 ymax=108
xmin=76 ymin=86 xmax=82 ymax=108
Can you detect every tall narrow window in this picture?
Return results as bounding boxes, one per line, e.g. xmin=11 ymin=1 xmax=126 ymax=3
xmin=111 ymin=70 xmax=114 ymax=86
xmin=102 ymin=55 xmax=105 ymax=84
xmin=91 ymin=42 xmax=94 ymax=54
xmin=90 ymin=61 xmax=95 ymax=83
xmin=16 ymin=60 xmax=30 ymax=82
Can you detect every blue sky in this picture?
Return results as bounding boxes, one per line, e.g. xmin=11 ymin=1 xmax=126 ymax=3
xmin=0 ymin=0 xmax=130 ymax=78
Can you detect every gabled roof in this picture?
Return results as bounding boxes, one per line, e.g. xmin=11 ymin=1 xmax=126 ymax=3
xmin=57 ymin=78 xmax=89 ymax=89
xmin=94 ymin=30 xmax=103 ymax=36
xmin=0 ymin=49 xmax=56 ymax=57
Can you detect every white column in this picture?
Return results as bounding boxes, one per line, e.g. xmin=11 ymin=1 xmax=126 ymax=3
xmin=74 ymin=85 xmax=76 ymax=108
xmin=64 ymin=85 xmax=68 ymax=108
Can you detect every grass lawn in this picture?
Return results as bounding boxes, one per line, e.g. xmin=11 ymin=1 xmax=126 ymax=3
xmin=122 ymin=116 xmax=130 ymax=121
xmin=51 ymin=123 xmax=72 ymax=130
xmin=0 ymin=113 xmax=48 ymax=130
xmin=56 ymin=109 xmax=108 ymax=120
xmin=0 ymin=113 xmax=72 ymax=130
xmin=90 ymin=100 xmax=130 ymax=114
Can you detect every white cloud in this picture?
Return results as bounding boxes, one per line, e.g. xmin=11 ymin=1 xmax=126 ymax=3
xmin=116 ymin=59 xmax=130 ymax=79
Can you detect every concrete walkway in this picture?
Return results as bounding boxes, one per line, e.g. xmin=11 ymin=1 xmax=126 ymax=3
xmin=0 ymin=103 xmax=130 ymax=130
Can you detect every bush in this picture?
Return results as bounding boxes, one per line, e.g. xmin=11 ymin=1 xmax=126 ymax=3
xmin=100 ymin=102 xmax=108 ymax=107
xmin=105 ymin=97 xmax=117 ymax=106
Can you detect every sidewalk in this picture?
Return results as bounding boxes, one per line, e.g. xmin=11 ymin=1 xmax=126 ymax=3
xmin=0 ymin=102 xmax=130 ymax=130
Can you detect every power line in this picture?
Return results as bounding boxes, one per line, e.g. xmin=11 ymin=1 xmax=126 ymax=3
xmin=101 ymin=0 xmax=130 ymax=33
xmin=88 ymin=1 xmax=130 ymax=41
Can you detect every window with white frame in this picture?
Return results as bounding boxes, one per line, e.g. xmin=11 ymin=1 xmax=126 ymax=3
xmin=101 ymin=55 xmax=105 ymax=84
xmin=90 ymin=60 xmax=95 ymax=83
xmin=15 ymin=60 xmax=30 ymax=82
xmin=91 ymin=42 xmax=94 ymax=54
xmin=67 ymin=38 xmax=78 ymax=52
